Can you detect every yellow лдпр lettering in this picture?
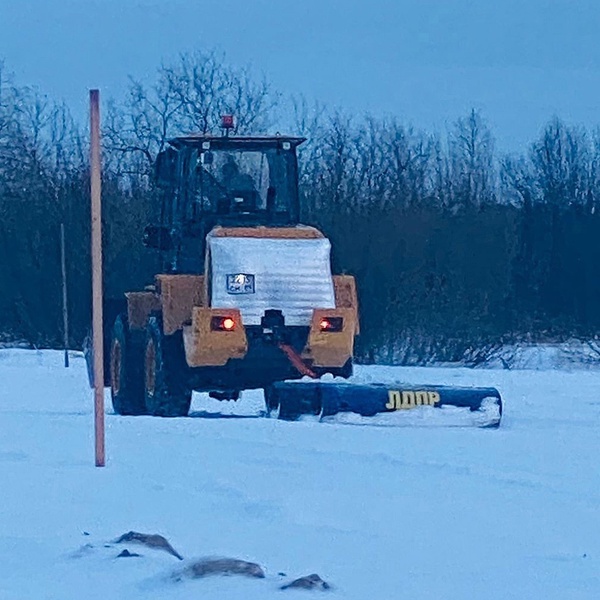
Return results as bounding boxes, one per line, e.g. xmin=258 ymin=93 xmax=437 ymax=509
xmin=386 ymin=390 xmax=441 ymax=410
xmin=401 ymin=391 xmax=415 ymax=407
xmin=385 ymin=390 xmax=401 ymax=409
xmin=415 ymin=391 xmax=428 ymax=405
xmin=429 ymin=391 xmax=441 ymax=405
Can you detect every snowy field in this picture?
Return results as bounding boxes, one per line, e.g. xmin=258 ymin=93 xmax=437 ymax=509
xmin=1 ymin=349 xmax=599 ymax=599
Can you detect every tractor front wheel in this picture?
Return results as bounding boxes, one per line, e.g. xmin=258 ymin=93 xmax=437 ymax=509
xmin=143 ymin=316 xmax=192 ymax=417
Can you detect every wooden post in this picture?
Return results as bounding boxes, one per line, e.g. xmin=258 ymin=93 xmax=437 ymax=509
xmin=90 ymin=89 xmax=105 ymax=467
xmin=60 ymin=223 xmax=69 ymax=368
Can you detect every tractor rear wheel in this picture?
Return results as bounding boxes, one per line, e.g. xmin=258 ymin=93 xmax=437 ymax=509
xmin=110 ymin=313 xmax=147 ymax=415
xmin=143 ymin=316 xmax=192 ymax=417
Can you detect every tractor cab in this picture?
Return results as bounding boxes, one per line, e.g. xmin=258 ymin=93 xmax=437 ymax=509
xmin=147 ymin=133 xmax=306 ymax=273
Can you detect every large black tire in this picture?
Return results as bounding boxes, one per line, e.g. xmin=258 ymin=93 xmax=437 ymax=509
xmin=143 ymin=316 xmax=192 ymax=417
xmin=110 ymin=313 xmax=147 ymax=415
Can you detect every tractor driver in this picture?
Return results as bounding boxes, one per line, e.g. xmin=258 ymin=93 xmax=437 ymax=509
xmin=221 ymin=156 xmax=259 ymax=211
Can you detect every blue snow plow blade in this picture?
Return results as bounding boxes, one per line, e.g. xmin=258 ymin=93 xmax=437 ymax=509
xmin=271 ymin=381 xmax=503 ymax=428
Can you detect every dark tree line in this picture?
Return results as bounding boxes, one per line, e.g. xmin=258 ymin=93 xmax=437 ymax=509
xmin=2 ymin=53 xmax=600 ymax=363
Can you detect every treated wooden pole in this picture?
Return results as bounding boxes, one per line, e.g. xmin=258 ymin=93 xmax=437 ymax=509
xmin=90 ymin=89 xmax=105 ymax=467
xmin=60 ymin=223 xmax=69 ymax=368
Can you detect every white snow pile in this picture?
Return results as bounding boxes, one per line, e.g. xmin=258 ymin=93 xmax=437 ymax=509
xmin=1 ymin=349 xmax=599 ymax=599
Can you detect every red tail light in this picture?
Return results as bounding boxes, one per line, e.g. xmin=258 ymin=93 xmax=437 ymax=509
xmin=319 ymin=317 xmax=343 ymax=332
xmin=211 ymin=316 xmax=236 ymax=331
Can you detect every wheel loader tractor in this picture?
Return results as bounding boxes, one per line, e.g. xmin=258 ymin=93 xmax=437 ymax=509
xmin=107 ymin=127 xmax=359 ymax=417
xmin=102 ymin=119 xmax=502 ymax=427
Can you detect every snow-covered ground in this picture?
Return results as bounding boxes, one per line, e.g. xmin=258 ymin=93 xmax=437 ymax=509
xmin=1 ymin=349 xmax=599 ymax=599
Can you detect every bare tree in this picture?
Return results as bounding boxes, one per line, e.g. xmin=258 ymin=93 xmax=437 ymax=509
xmin=379 ymin=119 xmax=433 ymax=208
xmin=104 ymin=50 xmax=278 ymax=186
xmin=448 ymin=109 xmax=496 ymax=208
xmin=500 ymin=155 xmax=536 ymax=209
xmin=104 ymin=69 xmax=184 ymax=182
xmin=164 ymin=50 xmax=276 ymax=135
xmin=531 ymin=117 xmax=590 ymax=208
xmin=587 ymin=127 xmax=600 ymax=214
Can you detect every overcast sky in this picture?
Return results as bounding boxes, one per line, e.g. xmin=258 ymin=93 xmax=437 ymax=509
xmin=1 ymin=0 xmax=600 ymax=150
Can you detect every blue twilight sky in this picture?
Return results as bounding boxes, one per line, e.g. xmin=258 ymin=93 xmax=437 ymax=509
xmin=1 ymin=0 xmax=600 ymax=150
